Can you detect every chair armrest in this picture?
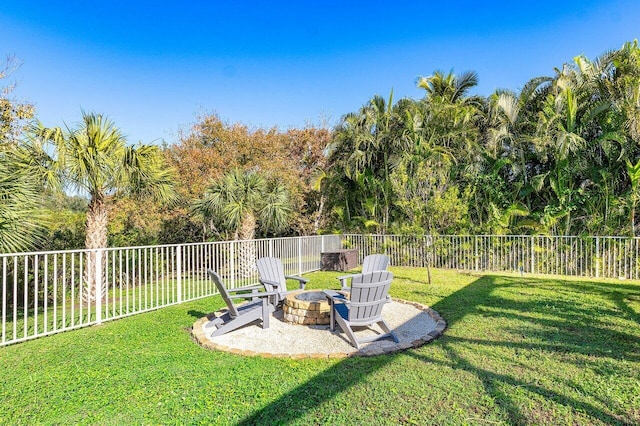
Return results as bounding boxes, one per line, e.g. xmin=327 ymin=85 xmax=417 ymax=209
xmin=336 ymin=273 xmax=358 ymax=281
xmin=226 ymin=291 xmax=280 ymax=301
xmin=285 ymin=275 xmax=309 ymax=284
xmin=259 ymin=278 xmax=284 ymax=288
xmin=322 ymin=290 xmax=349 ymax=304
xmin=336 ymin=273 xmax=358 ymax=290
xmin=226 ymin=284 xmax=266 ymax=294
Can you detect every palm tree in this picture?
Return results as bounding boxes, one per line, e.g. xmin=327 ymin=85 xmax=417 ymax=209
xmin=601 ymin=41 xmax=640 ymax=144
xmin=486 ymin=77 xmax=551 ymax=210
xmin=0 ymin=144 xmax=44 ymax=252
xmin=534 ymin=57 xmax=613 ymax=234
xmin=0 ymin=57 xmax=43 ymax=253
xmin=625 ymin=159 xmax=640 ymax=236
xmin=325 ymin=92 xmax=406 ymax=232
xmin=193 ymin=168 xmax=291 ymax=277
xmin=35 ymin=112 xmax=176 ymax=301
xmin=417 ymin=70 xmax=480 ymax=104
xmin=417 ymin=70 xmax=485 ymax=169
xmin=1 ymin=56 xmax=35 ymax=144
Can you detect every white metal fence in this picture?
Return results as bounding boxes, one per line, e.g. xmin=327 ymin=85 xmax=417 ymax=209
xmin=3 ymin=233 xmax=639 ymax=347
xmin=0 ymin=235 xmax=341 ymax=347
xmin=344 ymin=234 xmax=640 ymax=280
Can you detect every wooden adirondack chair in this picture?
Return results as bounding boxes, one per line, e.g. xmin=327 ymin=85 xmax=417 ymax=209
xmin=337 ymin=254 xmax=389 ymax=291
xmin=205 ymin=269 xmax=278 ymax=337
xmin=256 ymin=257 xmax=309 ymax=305
xmin=324 ymin=270 xmax=398 ymax=349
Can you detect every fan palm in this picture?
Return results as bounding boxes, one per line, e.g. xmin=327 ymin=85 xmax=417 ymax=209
xmin=35 ymin=112 xmax=176 ymax=300
xmin=0 ymin=144 xmax=44 ymax=252
xmin=193 ymin=168 xmax=291 ymax=277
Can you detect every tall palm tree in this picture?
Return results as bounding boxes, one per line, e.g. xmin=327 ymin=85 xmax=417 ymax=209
xmin=534 ymin=57 xmax=613 ymax=234
xmin=417 ymin=70 xmax=480 ymax=104
xmin=485 ymin=77 xmax=551 ymax=210
xmin=592 ymin=42 xmax=639 ymax=145
xmin=417 ymin=70 xmax=484 ymax=167
xmin=193 ymin=168 xmax=291 ymax=277
xmin=35 ymin=112 xmax=176 ymax=300
xmin=325 ymin=92 xmax=406 ymax=232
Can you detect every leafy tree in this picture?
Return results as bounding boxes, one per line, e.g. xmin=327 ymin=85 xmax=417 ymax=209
xmin=108 ymin=197 xmax=165 ymax=247
xmin=34 ymin=192 xmax=87 ymax=251
xmin=42 ymin=209 xmax=86 ymax=251
xmin=166 ymin=113 xmax=328 ymax=241
xmin=1 ymin=56 xmax=34 ymax=144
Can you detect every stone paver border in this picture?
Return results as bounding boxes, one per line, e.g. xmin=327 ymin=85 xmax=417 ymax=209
xmin=191 ymin=298 xmax=447 ymax=358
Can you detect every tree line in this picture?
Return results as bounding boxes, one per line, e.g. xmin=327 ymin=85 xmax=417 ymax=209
xmin=324 ymin=40 xmax=640 ymax=237
xmin=1 ymin=40 xmax=640 ymax=254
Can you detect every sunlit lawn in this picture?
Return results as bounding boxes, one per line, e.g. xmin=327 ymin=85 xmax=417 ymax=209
xmin=0 ymin=267 xmax=638 ymax=425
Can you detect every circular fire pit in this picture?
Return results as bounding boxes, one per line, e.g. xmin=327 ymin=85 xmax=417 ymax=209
xmin=282 ymin=290 xmax=331 ymax=325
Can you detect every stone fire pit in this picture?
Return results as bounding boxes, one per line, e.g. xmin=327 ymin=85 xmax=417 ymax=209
xmin=282 ymin=290 xmax=333 ymax=325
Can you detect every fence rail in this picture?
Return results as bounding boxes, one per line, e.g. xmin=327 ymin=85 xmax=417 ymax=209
xmin=0 ymin=235 xmax=341 ymax=347
xmin=3 ymin=233 xmax=638 ymax=347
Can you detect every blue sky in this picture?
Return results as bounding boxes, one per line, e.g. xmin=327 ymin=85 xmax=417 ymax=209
xmin=1 ymin=1 xmax=638 ymax=145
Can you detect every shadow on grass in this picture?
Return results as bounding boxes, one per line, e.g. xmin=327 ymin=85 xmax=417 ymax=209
xmin=237 ymin=273 xmax=639 ymax=425
xmin=407 ymin=275 xmax=639 ymax=425
xmin=187 ymin=310 xmax=208 ymax=319
xmin=237 ymin=354 xmax=399 ymax=425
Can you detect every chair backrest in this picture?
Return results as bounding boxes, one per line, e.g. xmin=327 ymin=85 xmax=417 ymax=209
xmin=348 ymin=271 xmax=393 ymax=323
xmin=256 ymin=257 xmax=286 ymax=295
xmin=207 ymin=269 xmax=240 ymax=317
xmin=361 ymin=254 xmax=389 ymax=274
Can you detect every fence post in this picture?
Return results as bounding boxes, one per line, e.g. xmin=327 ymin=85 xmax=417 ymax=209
xmin=297 ymin=237 xmax=302 ymax=275
xmin=176 ymin=245 xmax=182 ymax=303
xmin=474 ymin=237 xmax=479 ymax=271
xmin=530 ymin=236 xmax=535 ymax=274
xmin=595 ymin=237 xmax=600 ymax=278
xmin=230 ymin=242 xmax=236 ymax=288
xmin=95 ymin=249 xmax=102 ymax=325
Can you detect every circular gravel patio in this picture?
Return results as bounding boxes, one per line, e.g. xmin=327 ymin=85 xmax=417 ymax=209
xmin=191 ymin=298 xmax=446 ymax=358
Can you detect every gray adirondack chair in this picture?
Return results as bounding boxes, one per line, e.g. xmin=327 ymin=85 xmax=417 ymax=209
xmin=256 ymin=257 xmax=308 ymax=305
xmin=324 ymin=270 xmax=398 ymax=349
xmin=337 ymin=254 xmax=389 ymax=291
xmin=205 ymin=269 xmax=278 ymax=337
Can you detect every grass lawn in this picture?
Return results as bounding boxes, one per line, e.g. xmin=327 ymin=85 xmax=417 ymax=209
xmin=0 ymin=268 xmax=639 ymax=425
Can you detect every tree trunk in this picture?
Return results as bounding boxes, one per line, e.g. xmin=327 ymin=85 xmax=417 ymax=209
xmin=425 ymin=234 xmax=433 ymax=285
xmin=313 ymin=194 xmax=325 ymax=234
xmin=237 ymin=212 xmax=257 ymax=278
xmin=631 ymin=199 xmax=636 ymax=238
xmin=84 ymin=194 xmax=108 ymax=302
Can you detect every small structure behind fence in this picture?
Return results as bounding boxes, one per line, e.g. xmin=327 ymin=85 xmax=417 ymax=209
xmin=2 ymin=233 xmax=638 ymax=347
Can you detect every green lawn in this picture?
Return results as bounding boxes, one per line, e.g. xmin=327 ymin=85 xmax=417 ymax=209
xmin=1 ymin=268 xmax=638 ymax=425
